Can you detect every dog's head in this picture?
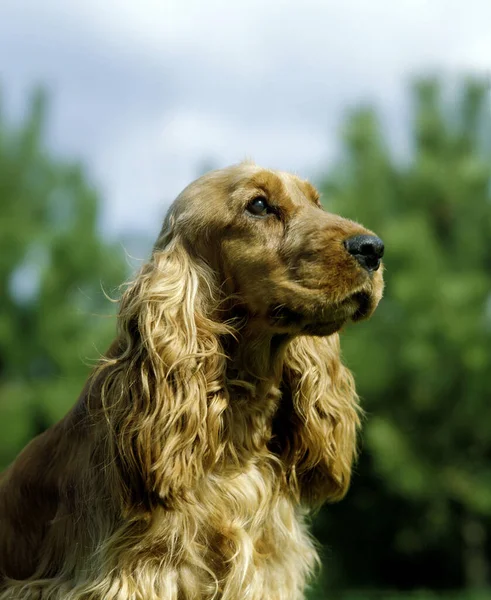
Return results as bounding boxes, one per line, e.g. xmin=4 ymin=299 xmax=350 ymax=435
xmin=157 ymin=162 xmax=384 ymax=336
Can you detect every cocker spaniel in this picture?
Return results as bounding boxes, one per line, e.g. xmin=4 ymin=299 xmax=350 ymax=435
xmin=0 ymin=163 xmax=384 ymax=599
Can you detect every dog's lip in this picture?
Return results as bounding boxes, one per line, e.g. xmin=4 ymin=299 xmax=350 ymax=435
xmin=327 ymin=290 xmax=373 ymax=324
xmin=302 ymin=295 xmax=369 ymax=335
xmin=267 ymin=287 xmax=375 ymax=333
xmin=350 ymin=291 xmax=372 ymax=321
xmin=295 ymin=278 xmax=375 ymax=317
xmin=301 ymin=320 xmax=345 ymax=336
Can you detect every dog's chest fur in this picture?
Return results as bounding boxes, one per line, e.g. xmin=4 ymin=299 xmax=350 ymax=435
xmin=139 ymin=462 xmax=319 ymax=600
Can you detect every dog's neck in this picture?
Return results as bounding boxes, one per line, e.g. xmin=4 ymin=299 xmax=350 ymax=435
xmin=223 ymin=326 xmax=292 ymax=412
xmin=217 ymin=328 xmax=293 ymax=459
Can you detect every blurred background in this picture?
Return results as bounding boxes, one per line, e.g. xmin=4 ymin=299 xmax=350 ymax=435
xmin=1 ymin=1 xmax=491 ymax=598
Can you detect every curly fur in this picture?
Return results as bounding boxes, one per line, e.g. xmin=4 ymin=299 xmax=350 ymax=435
xmin=0 ymin=163 xmax=384 ymax=599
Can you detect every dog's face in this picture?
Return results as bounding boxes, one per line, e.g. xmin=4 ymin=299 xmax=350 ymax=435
xmin=160 ymin=163 xmax=384 ymax=336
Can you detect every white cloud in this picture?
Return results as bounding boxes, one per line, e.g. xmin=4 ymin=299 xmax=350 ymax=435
xmin=1 ymin=0 xmax=491 ymax=237
xmin=94 ymin=108 xmax=333 ymax=235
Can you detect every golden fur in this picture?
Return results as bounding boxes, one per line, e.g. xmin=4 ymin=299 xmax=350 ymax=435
xmin=0 ymin=163 xmax=384 ymax=599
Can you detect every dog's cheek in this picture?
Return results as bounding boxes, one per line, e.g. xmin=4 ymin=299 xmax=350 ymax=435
xmin=221 ymin=237 xmax=286 ymax=314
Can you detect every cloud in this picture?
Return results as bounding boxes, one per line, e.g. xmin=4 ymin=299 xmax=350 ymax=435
xmin=1 ymin=0 xmax=491 ymax=237
xmin=94 ymin=108 xmax=333 ymax=235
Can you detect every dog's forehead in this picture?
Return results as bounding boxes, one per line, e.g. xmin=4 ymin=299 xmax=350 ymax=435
xmin=171 ymin=165 xmax=320 ymax=217
xmin=276 ymin=171 xmax=320 ymax=207
xmin=233 ymin=167 xmax=320 ymax=208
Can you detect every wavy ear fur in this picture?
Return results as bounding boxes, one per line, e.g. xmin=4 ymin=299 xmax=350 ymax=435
xmin=94 ymin=239 xmax=232 ymax=507
xmin=277 ymin=334 xmax=361 ymax=507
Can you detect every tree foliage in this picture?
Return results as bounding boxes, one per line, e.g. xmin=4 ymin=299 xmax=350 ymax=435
xmin=1 ymin=80 xmax=490 ymax=596
xmin=0 ymin=90 xmax=126 ymax=468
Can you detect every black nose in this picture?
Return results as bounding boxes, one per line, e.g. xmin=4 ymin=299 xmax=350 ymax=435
xmin=344 ymin=234 xmax=384 ymax=272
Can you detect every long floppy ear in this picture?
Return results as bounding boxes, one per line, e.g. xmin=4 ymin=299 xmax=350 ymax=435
xmin=95 ymin=236 xmax=231 ymax=507
xmin=276 ymin=334 xmax=361 ymax=507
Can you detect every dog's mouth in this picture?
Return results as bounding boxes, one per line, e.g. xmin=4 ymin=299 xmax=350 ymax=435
xmin=305 ymin=291 xmax=373 ymax=335
xmin=349 ymin=291 xmax=372 ymax=321
xmin=330 ymin=290 xmax=375 ymax=324
xmin=268 ymin=290 xmax=374 ymax=336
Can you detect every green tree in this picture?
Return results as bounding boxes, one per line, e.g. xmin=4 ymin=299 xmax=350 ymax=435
xmin=313 ymin=78 xmax=491 ymax=594
xmin=0 ymin=90 xmax=126 ymax=468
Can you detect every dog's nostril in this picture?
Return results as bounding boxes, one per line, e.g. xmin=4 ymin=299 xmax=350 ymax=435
xmin=344 ymin=234 xmax=384 ymax=272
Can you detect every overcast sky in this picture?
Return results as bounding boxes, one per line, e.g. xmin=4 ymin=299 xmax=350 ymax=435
xmin=1 ymin=0 xmax=490 ymax=242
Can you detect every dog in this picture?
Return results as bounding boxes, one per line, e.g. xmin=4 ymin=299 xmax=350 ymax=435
xmin=0 ymin=163 xmax=384 ymax=599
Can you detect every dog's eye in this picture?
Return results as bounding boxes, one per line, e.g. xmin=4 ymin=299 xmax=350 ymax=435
xmin=247 ymin=197 xmax=272 ymax=217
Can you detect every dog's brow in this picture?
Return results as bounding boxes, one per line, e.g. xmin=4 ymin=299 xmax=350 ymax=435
xmin=248 ymin=171 xmax=285 ymax=199
xmin=277 ymin=174 xmax=315 ymax=208
xmin=294 ymin=178 xmax=321 ymax=207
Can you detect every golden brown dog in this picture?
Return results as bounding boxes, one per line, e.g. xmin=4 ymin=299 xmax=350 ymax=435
xmin=0 ymin=163 xmax=384 ymax=599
